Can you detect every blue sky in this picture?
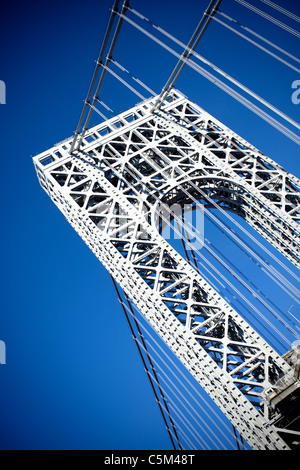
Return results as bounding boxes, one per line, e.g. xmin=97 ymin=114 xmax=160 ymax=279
xmin=0 ymin=0 xmax=299 ymax=450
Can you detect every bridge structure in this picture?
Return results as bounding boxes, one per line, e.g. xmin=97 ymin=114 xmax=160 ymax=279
xmin=33 ymin=0 xmax=300 ymax=450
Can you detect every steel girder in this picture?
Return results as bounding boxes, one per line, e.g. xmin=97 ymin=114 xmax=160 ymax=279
xmin=33 ymin=90 xmax=300 ymax=449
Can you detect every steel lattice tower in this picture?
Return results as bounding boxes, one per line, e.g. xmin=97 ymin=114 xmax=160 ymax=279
xmin=33 ymin=89 xmax=300 ymax=450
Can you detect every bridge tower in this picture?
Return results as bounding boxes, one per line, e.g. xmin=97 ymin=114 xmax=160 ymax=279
xmin=33 ymin=88 xmax=300 ymax=450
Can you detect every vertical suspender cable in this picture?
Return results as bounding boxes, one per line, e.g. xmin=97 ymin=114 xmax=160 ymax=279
xmin=101 ymin=157 xmax=298 ymax=344
xmin=217 ymin=11 xmax=300 ymax=65
xmin=110 ymin=275 xmax=182 ymax=450
xmin=152 ymin=0 xmax=222 ymax=111
xmin=258 ymin=0 xmax=300 ymax=22
xmin=120 ymin=296 xmax=249 ymax=449
xmin=129 ymin=7 xmax=300 ymax=121
xmin=234 ymin=0 xmax=300 ymax=38
xmin=119 ymin=13 xmax=300 ymax=144
xmin=212 ymin=15 xmax=300 ymax=74
xmin=76 ymin=0 xmax=130 ymax=151
xmin=122 ymin=288 xmax=183 ymax=450
xmin=69 ymin=0 xmax=120 ymax=154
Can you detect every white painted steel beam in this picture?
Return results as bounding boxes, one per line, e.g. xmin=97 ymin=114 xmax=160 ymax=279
xmin=33 ymin=90 xmax=300 ymax=449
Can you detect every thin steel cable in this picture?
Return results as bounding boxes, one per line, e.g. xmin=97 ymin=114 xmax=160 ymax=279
xmin=110 ymin=144 xmax=300 ymax=298
xmin=163 ymin=394 xmax=212 ymax=449
xmin=217 ymin=10 xmax=300 ymax=64
xmin=118 ymin=302 xmax=232 ymax=450
xmin=180 ymin=224 xmax=290 ymax=352
xmin=212 ymin=15 xmax=300 ymax=73
xmin=122 ymin=287 xmax=182 ymax=450
xmin=140 ymin=342 xmax=227 ymax=449
xmin=149 ymin=127 xmax=300 ymax=285
xmin=76 ymin=0 xmax=130 ymax=151
xmin=235 ymin=0 xmax=300 ymax=38
xmin=203 ymin=214 xmax=300 ymax=304
xmin=179 ymin=178 xmax=300 ymax=298
xmin=87 ymin=102 xmax=109 ymax=121
xmin=102 ymin=64 xmax=147 ymax=100
xmin=179 ymin=180 xmax=300 ymax=287
xmin=117 ymin=137 xmax=300 ymax=294
xmin=233 ymin=425 xmax=241 ymax=450
xmin=102 ymin=166 xmax=296 ymax=347
xmin=182 ymin=214 xmax=300 ymax=335
xmin=145 ymin=367 xmax=212 ymax=449
xmin=104 ymin=157 xmax=299 ymax=344
xmin=258 ymin=0 xmax=300 ymax=23
xmin=200 ymin=231 xmax=300 ymax=339
xmin=130 ymin=7 xmax=300 ymax=124
xmin=152 ymin=0 xmax=223 ymax=111
xmin=96 ymin=99 xmax=115 ymax=114
xmin=176 ymin=194 xmax=300 ymax=317
xmin=118 ymin=296 xmax=249 ymax=450
xmin=70 ymin=0 xmax=120 ymax=153
xmin=180 ymin=185 xmax=300 ymax=300
xmin=111 ymin=59 xmax=157 ymax=96
xmin=118 ymin=12 xmax=300 ymax=145
xmin=89 ymin=143 xmax=300 ymax=342
xmin=110 ymin=275 xmax=181 ymax=450
xmin=179 ymin=224 xmax=295 ymax=345
xmin=96 ymin=123 xmax=300 ymax=301
xmin=142 ymin=341 xmax=233 ymax=449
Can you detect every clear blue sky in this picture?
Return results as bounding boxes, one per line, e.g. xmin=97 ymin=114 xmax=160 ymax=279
xmin=0 ymin=0 xmax=299 ymax=450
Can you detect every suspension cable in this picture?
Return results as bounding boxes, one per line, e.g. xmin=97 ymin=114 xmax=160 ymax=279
xmin=234 ymin=0 xmax=300 ymax=38
xmin=111 ymin=59 xmax=157 ymax=96
xmin=180 ymin=181 xmax=300 ymax=286
xmin=118 ymin=11 xmax=300 ymax=145
xmin=75 ymin=0 xmax=130 ymax=152
xmin=103 ymin=64 xmax=147 ymax=100
xmin=200 ymin=207 xmax=300 ymax=303
xmin=180 ymin=222 xmax=290 ymax=353
xmin=129 ymin=7 xmax=300 ymax=124
xmin=66 ymin=0 xmax=300 ymax=451
xmin=212 ymin=14 xmax=300 ymax=73
xmin=69 ymin=0 xmax=121 ymax=154
xmin=166 ymin=204 xmax=299 ymax=343
xmin=97 ymin=153 xmax=299 ymax=346
xmin=87 ymin=102 xmax=109 ymax=121
xmin=217 ymin=10 xmax=300 ymax=64
xmin=177 ymin=178 xmax=300 ymax=292
xmin=258 ymin=0 xmax=300 ymax=23
xmin=119 ymin=306 xmax=230 ymax=450
xmin=151 ymin=0 xmax=222 ymax=112
xmin=122 ymin=288 xmax=182 ymax=450
xmin=143 ymin=362 xmax=214 ymax=449
xmin=112 ymin=131 xmax=300 ymax=292
xmin=202 ymin=233 xmax=300 ymax=333
xmin=180 ymin=212 xmax=292 ymax=336
xmin=118 ymin=295 xmax=249 ymax=449
xmin=95 ymin=120 xmax=300 ymax=294
xmin=181 ymin=216 xmax=290 ymax=378
xmin=110 ymin=275 xmax=182 ymax=450
xmin=96 ymin=99 xmax=115 ymax=114
xmin=91 ymin=126 xmax=300 ymax=313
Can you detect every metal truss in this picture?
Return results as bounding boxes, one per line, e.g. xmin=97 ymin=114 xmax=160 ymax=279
xmin=33 ymin=90 xmax=300 ymax=450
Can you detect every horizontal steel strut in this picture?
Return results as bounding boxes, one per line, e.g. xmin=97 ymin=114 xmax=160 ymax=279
xmin=33 ymin=90 xmax=300 ymax=449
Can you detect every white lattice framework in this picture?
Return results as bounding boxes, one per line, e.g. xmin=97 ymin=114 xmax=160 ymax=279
xmin=33 ymin=90 xmax=300 ymax=450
